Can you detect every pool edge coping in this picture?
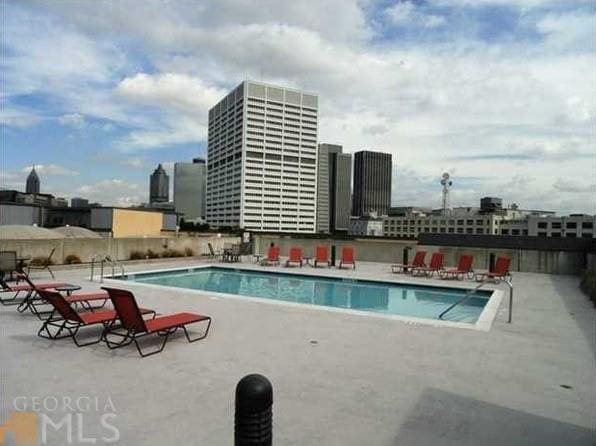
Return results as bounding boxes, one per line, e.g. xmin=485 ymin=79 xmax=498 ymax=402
xmin=104 ymin=263 xmax=504 ymax=332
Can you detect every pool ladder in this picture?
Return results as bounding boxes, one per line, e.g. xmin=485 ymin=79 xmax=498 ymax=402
xmin=90 ymin=255 xmax=125 ymax=283
xmin=439 ymin=278 xmax=513 ymax=323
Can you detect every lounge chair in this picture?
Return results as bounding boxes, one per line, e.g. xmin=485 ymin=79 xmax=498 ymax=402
xmin=37 ymin=289 xmax=155 ymax=347
xmin=0 ymin=274 xmax=68 ymax=307
xmin=474 ymin=256 xmax=511 ymax=282
xmin=439 ymin=254 xmax=474 ymax=280
xmin=0 ymin=251 xmax=18 ymax=281
xmin=314 ymin=245 xmax=330 ymax=268
xmin=338 ymin=246 xmax=356 ymax=269
xmin=27 ymin=248 xmax=56 ymax=279
xmin=285 ymin=247 xmax=303 ymax=267
xmin=411 ymin=252 xmax=444 ymax=277
xmin=260 ymin=246 xmax=280 ymax=266
xmin=17 ymin=274 xmax=110 ymax=319
xmin=392 ymin=251 xmax=426 ymax=274
xmin=102 ymin=287 xmax=211 ymax=357
xmin=207 ymin=242 xmax=223 ymax=260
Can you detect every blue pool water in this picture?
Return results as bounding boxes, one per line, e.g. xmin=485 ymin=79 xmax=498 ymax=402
xmin=124 ymin=267 xmax=491 ymax=323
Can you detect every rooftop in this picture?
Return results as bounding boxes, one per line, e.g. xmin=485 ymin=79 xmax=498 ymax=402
xmin=1 ymin=260 xmax=594 ymax=445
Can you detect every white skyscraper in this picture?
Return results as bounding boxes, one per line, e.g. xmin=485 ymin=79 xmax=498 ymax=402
xmin=206 ymin=80 xmax=318 ymax=232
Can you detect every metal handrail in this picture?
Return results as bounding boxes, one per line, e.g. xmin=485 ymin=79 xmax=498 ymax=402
xmin=439 ymin=278 xmax=514 ymax=323
xmin=89 ymin=254 xmax=103 ymax=282
xmin=89 ymin=255 xmax=125 ymax=283
xmin=439 ymin=281 xmax=488 ymax=320
xmin=102 ymin=256 xmax=125 ymax=282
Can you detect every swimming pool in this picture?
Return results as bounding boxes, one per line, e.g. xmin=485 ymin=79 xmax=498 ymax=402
xmin=120 ymin=266 xmax=494 ymax=325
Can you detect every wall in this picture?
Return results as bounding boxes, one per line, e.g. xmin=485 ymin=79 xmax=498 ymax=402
xmin=0 ymin=235 xmax=240 ymax=264
xmin=253 ymin=234 xmax=588 ymax=275
xmin=0 ymin=204 xmax=41 ymax=225
xmin=112 ymin=209 xmax=163 ymax=237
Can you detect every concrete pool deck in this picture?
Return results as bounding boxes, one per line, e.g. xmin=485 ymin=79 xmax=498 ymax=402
xmin=1 ymin=259 xmax=595 ymax=445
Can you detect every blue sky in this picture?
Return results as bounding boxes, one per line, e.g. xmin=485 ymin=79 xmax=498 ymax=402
xmin=1 ymin=0 xmax=595 ymax=212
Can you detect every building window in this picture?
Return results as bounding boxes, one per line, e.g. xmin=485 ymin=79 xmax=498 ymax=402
xmin=476 ymin=228 xmax=484 ymax=234
xmin=581 ymin=233 xmax=592 ymax=238
xmin=551 ymin=222 xmax=561 ymax=229
xmin=566 ymin=222 xmax=577 ymax=229
xmin=582 ymin=222 xmax=593 ymax=229
xmin=551 ymin=232 xmax=561 ymax=237
xmin=537 ymin=232 xmax=547 ymax=237
xmin=466 ymin=220 xmax=474 ymax=225
xmin=466 ymin=228 xmax=474 ymax=234
xmin=566 ymin=233 xmax=576 ymax=238
xmin=476 ymin=219 xmax=483 ymax=225
xmin=512 ymin=229 xmax=520 ymax=235
xmin=457 ymin=220 xmax=464 ymax=225
xmin=501 ymin=229 xmax=509 ymax=235
xmin=537 ymin=222 xmax=547 ymax=229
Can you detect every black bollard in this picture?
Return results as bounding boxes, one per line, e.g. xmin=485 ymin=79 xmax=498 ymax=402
xmin=402 ymin=247 xmax=410 ymax=265
xmin=330 ymin=245 xmax=336 ymax=267
xmin=235 ymin=374 xmax=273 ymax=446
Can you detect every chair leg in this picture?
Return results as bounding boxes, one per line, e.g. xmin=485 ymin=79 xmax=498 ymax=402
xmin=182 ymin=318 xmax=212 ymax=342
xmin=135 ymin=332 xmax=170 ymax=358
xmin=71 ymin=325 xmax=106 ymax=347
xmin=38 ymin=318 xmax=77 ymax=340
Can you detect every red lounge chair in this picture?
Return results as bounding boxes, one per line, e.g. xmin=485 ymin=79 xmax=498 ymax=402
xmin=37 ymin=289 xmax=155 ymax=347
xmin=102 ymin=287 xmax=212 ymax=357
xmin=475 ymin=256 xmax=512 ymax=282
xmin=260 ymin=246 xmax=280 ymax=266
xmin=314 ymin=245 xmax=330 ymax=267
xmin=17 ymin=274 xmax=109 ymax=319
xmin=412 ymin=252 xmax=444 ymax=277
xmin=338 ymin=246 xmax=356 ymax=269
xmin=0 ymin=277 xmax=68 ymax=306
xmin=392 ymin=251 xmax=426 ymax=274
xmin=439 ymin=254 xmax=475 ymax=280
xmin=285 ymin=247 xmax=303 ymax=267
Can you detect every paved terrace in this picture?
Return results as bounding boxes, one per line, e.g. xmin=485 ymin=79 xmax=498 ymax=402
xmin=1 ymin=259 xmax=594 ymax=445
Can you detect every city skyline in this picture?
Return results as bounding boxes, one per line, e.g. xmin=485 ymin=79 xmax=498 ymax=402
xmin=2 ymin=1 xmax=594 ymax=214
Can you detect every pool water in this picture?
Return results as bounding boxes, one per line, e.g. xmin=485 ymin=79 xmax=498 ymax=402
xmin=124 ymin=267 xmax=491 ymax=324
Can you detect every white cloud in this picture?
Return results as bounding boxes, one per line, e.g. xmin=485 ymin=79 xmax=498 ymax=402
xmin=119 ymin=157 xmax=147 ymax=168
xmin=75 ymin=179 xmax=144 ymax=206
xmin=58 ymin=113 xmax=86 ymax=128
xmin=3 ymin=0 xmax=595 ymax=213
xmin=112 ymin=73 xmax=227 ymax=149
xmin=21 ymin=164 xmax=80 ymax=176
xmin=385 ymin=2 xmax=447 ymax=29
xmin=0 ymin=107 xmax=43 ymax=128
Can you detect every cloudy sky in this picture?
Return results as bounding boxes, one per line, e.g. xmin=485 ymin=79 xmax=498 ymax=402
xmin=2 ymin=0 xmax=595 ymax=213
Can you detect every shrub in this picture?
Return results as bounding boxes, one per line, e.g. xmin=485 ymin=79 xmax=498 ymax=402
xmin=129 ymin=250 xmax=144 ymax=260
xmin=162 ymin=248 xmax=184 ymax=258
xmin=184 ymin=247 xmax=194 ymax=257
xmin=64 ymin=254 xmax=81 ymax=265
xmin=29 ymin=257 xmax=55 ymax=266
xmin=146 ymin=249 xmax=160 ymax=259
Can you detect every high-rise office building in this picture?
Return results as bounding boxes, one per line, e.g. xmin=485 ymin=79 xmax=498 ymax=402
xmin=71 ymin=197 xmax=89 ymax=208
xmin=206 ymin=80 xmax=318 ymax=232
xmin=352 ymin=150 xmax=392 ymax=217
xmin=149 ymin=164 xmax=169 ymax=203
xmin=26 ymin=167 xmax=40 ymax=194
xmin=174 ymin=158 xmax=207 ymax=222
xmin=316 ymin=143 xmax=352 ymax=233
